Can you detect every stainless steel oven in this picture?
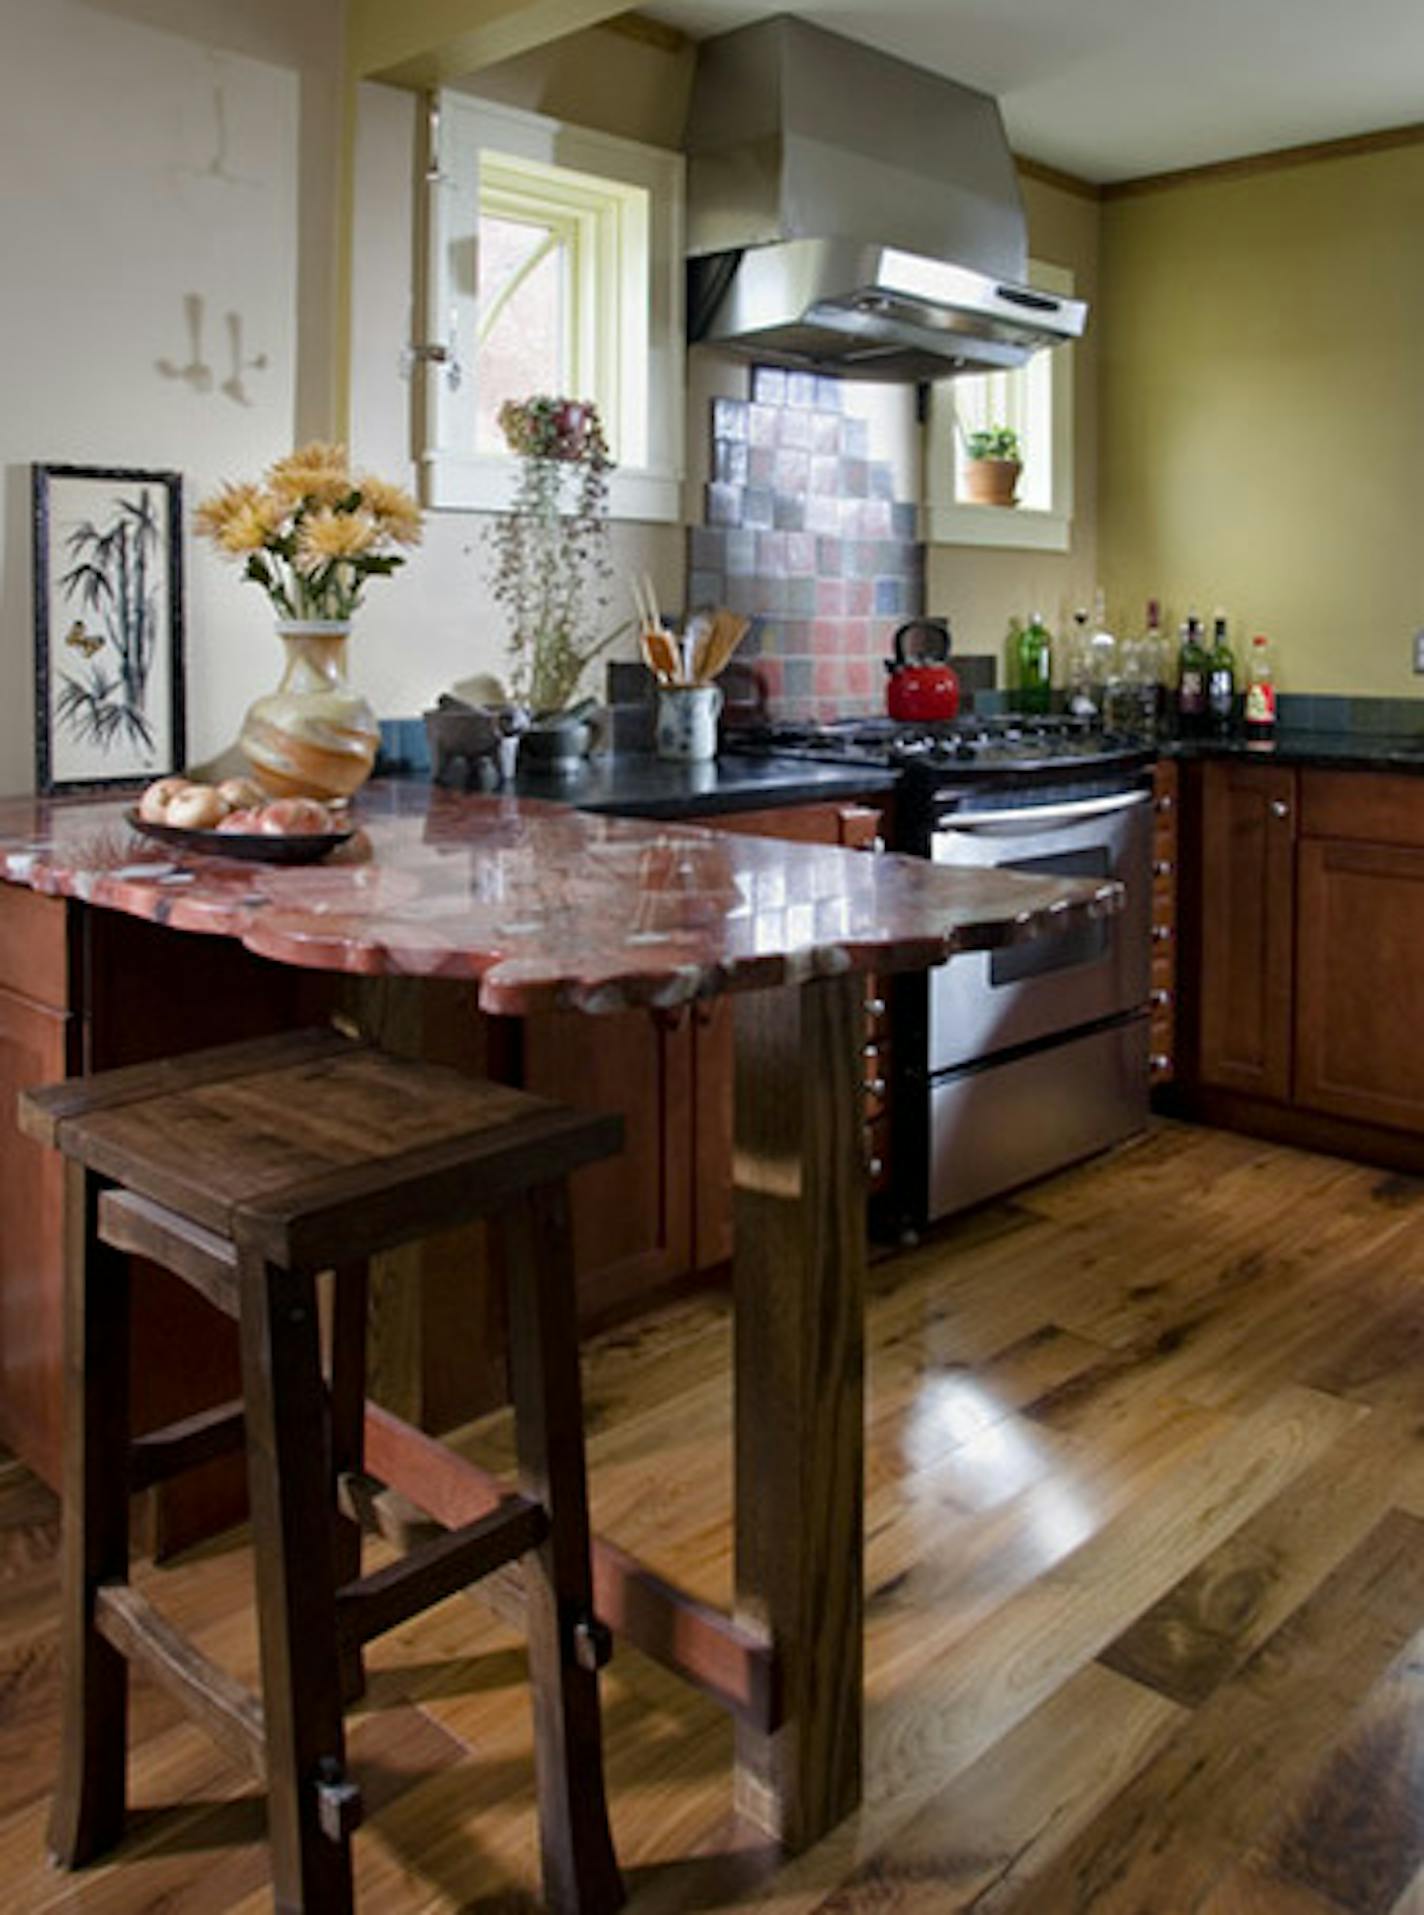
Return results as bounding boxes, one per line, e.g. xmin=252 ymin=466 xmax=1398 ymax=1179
xmin=891 ymin=769 xmax=1154 ymax=1229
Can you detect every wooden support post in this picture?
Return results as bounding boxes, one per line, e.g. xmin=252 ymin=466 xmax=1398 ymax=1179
xmin=732 ymin=973 xmax=866 ymax=1851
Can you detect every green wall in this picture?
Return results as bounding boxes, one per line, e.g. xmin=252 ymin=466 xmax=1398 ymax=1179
xmin=1099 ymin=142 xmax=1424 ymax=696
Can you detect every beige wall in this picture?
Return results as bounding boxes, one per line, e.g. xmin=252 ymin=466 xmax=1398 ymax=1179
xmin=1099 ymin=143 xmax=1424 ymax=696
xmin=927 ymin=175 xmax=1102 ymax=679
xmin=0 ymin=0 xmax=343 ymax=794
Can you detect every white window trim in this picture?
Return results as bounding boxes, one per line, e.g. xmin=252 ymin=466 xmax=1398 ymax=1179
xmin=923 ymin=260 xmax=1076 ymax=554
xmin=421 ymin=93 xmax=685 ymax=524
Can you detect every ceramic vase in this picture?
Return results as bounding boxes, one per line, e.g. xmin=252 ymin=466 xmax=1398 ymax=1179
xmin=239 ymin=621 xmax=379 ymax=802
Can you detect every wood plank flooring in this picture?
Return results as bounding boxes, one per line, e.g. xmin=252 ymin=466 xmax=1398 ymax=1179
xmin=5 ymin=1119 xmax=1424 ymax=1911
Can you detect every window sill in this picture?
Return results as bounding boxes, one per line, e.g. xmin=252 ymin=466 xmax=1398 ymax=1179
xmin=422 ymin=454 xmax=683 ymax=525
xmin=924 ymin=499 xmax=1073 ymax=554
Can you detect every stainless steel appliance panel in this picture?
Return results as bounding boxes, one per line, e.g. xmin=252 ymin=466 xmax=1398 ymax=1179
xmin=928 ymin=787 xmax=1152 ymax=1073
xmin=928 ymin=1017 xmax=1149 ymax=1220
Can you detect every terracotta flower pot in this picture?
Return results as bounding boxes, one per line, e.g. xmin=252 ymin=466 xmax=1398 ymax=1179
xmin=964 ymin=458 xmax=1022 ymax=508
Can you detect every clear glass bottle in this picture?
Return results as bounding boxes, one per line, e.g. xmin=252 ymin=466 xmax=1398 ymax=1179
xmin=1067 ymin=609 xmax=1096 ymax=717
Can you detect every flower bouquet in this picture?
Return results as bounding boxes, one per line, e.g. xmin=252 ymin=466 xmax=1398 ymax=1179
xmin=194 ymin=444 xmax=423 ymax=800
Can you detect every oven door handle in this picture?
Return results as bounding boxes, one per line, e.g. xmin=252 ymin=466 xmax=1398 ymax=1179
xmin=940 ymin=790 xmax=1152 ymax=834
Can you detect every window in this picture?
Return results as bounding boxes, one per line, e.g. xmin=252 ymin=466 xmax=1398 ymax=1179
xmin=924 ymin=261 xmax=1076 ymax=552
xmin=421 ymin=95 xmax=684 ymax=522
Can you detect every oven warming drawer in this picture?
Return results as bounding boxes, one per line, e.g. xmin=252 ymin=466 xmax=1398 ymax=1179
xmin=928 ymin=1015 xmax=1149 ymax=1221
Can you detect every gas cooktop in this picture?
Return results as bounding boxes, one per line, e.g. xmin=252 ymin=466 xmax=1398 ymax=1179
xmin=726 ymin=713 xmax=1155 ymax=778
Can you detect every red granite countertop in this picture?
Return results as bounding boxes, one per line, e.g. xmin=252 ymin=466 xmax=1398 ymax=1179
xmin=0 ymin=782 xmax=1122 ymax=1017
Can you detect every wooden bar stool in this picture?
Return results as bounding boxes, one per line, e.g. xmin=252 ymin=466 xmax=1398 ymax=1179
xmin=21 ymin=1027 xmax=626 ymax=1915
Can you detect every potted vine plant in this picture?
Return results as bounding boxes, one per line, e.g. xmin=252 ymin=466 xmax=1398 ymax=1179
xmin=962 ymin=424 xmax=1023 ymax=508
xmin=486 ymin=396 xmax=627 ymax=769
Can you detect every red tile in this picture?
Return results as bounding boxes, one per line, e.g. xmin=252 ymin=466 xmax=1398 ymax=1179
xmin=814 ymin=657 xmax=844 ymax=696
xmin=816 ymin=579 xmax=847 ymax=616
xmin=785 ymin=532 xmax=816 ymax=574
xmin=811 ymin=618 xmax=843 ymax=651
xmin=748 ymin=446 xmax=776 ymax=487
xmin=845 ymin=580 xmax=873 ymax=616
xmin=755 ymin=658 xmax=783 ymax=698
xmin=846 ymin=657 xmax=875 ymax=697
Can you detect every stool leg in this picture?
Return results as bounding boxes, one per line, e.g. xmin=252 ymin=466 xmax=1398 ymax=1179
xmin=239 ymin=1250 xmax=355 ymax=1915
xmin=49 ymin=1170 xmax=131 ymax=1868
xmin=497 ymin=1181 xmax=624 ymax=1915
xmin=327 ymin=1261 xmax=369 ymax=1706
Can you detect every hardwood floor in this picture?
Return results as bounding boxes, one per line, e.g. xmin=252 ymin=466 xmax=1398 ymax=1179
xmin=6 ymin=1119 xmax=1424 ymax=1911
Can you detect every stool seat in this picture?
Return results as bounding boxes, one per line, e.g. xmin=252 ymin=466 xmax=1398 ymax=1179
xmin=26 ymin=1026 xmax=626 ymax=1915
xmin=21 ymin=1026 xmax=621 ymax=1272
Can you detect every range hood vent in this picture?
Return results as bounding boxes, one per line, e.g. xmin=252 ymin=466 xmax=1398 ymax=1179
xmin=685 ymin=16 xmax=1087 ymax=382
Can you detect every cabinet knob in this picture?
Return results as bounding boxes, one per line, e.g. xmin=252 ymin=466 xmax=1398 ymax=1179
xmin=863 ymin=1077 xmax=887 ymax=1099
xmin=1149 ymin=1053 xmax=1172 ymax=1072
xmin=1156 ymin=794 xmax=1175 ymax=813
xmin=1150 ymin=987 xmax=1173 ymax=1009
xmin=1270 ymin=799 xmax=1291 ymax=819
xmin=865 ymin=996 xmax=887 ymax=1019
xmin=1153 ymin=859 xmax=1174 ymax=878
xmin=1152 ymin=924 xmax=1173 ymax=943
xmin=866 ymin=1157 xmax=885 ymax=1180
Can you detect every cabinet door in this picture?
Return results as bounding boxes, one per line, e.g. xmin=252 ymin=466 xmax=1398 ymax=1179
xmin=1198 ymin=761 xmax=1296 ymax=1101
xmin=1296 ymin=839 xmax=1424 ymax=1132
xmin=522 ymin=1008 xmax=695 ymax=1322
xmin=0 ymin=985 xmax=73 ymax=1485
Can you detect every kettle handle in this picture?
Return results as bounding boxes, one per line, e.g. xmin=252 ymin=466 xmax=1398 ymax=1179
xmin=893 ymin=618 xmax=952 ymax=666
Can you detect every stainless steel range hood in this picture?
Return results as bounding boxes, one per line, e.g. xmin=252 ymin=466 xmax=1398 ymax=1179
xmin=685 ymin=16 xmax=1087 ymax=382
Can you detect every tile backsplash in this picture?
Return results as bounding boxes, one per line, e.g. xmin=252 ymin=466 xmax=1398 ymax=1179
xmin=690 ymin=367 xmax=925 ymax=717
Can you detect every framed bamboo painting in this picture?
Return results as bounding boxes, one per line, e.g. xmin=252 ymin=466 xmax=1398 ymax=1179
xmin=32 ymin=463 xmax=186 ymax=794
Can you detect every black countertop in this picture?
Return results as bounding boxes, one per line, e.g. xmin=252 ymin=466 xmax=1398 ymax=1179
xmin=504 ymin=752 xmax=899 ymax=820
xmin=1164 ymin=731 xmax=1424 ymax=775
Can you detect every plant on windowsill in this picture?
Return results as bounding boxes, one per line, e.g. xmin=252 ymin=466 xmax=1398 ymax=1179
xmin=961 ymin=424 xmax=1023 ymax=509
xmin=486 ymin=398 xmax=629 ymax=765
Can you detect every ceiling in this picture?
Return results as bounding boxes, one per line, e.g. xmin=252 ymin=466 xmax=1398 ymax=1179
xmin=640 ymin=0 xmax=1424 ymax=183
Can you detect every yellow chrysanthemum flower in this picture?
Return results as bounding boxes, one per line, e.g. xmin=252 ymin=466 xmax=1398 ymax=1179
xmin=267 ymin=441 xmax=351 ymax=508
xmin=296 ymin=507 xmax=380 ymax=570
xmin=218 ymin=501 xmax=282 ymax=555
xmin=193 ymin=480 xmax=263 ymax=542
xmin=355 ymin=474 xmax=423 ymax=547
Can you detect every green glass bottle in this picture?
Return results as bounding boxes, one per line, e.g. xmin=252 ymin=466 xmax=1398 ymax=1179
xmin=1017 ymin=611 xmax=1053 ymax=714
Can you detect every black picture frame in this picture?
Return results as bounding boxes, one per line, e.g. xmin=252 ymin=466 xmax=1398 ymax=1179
xmin=32 ymin=462 xmax=186 ymax=795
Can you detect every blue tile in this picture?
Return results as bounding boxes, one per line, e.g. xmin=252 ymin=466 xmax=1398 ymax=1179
xmin=689 ymin=526 xmax=725 ymax=570
xmin=891 ymin=502 xmax=918 ymax=539
xmin=706 ymin=482 xmax=742 ymax=527
xmin=815 ymin=376 xmax=843 ymax=411
xmin=787 ymin=577 xmax=818 ymax=616
xmin=841 ymin=417 xmax=870 ymax=458
xmin=712 ymin=397 xmax=748 ymax=441
xmin=785 ymin=658 xmax=814 ymax=696
xmin=714 ymin=439 xmax=750 ymax=484
xmin=753 ymin=366 xmax=788 ymax=406
xmin=787 ymin=371 xmax=818 ymax=408
xmin=742 ymin=486 xmax=775 ymax=528
xmin=724 ymin=528 xmax=756 ymax=576
xmin=688 ymin=570 xmax=724 ymax=606
xmin=875 ymin=579 xmax=905 ymax=616
xmin=773 ymin=494 xmax=806 ymax=532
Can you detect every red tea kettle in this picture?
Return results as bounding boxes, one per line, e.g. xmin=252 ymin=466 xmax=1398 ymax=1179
xmin=885 ymin=618 xmax=960 ymax=722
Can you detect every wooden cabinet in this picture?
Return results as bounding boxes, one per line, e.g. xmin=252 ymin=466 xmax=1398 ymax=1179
xmin=1183 ymin=761 xmax=1424 ymax=1168
xmin=1197 ymin=760 xmax=1297 ymax=1102
xmin=0 ymin=979 xmax=75 ymax=1484
xmin=1295 ymin=838 xmax=1424 ymax=1132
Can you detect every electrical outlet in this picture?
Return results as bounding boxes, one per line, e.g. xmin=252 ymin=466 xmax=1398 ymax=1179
xmin=1414 ymin=630 xmax=1424 ymax=674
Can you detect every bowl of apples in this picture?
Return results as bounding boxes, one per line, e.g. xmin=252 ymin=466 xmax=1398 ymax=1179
xmin=128 ymin=777 xmax=354 ymax=865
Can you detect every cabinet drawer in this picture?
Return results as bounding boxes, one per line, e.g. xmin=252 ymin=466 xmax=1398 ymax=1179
xmin=1300 ymin=770 xmax=1424 ymax=849
xmin=0 ymin=887 xmax=69 ymax=1011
